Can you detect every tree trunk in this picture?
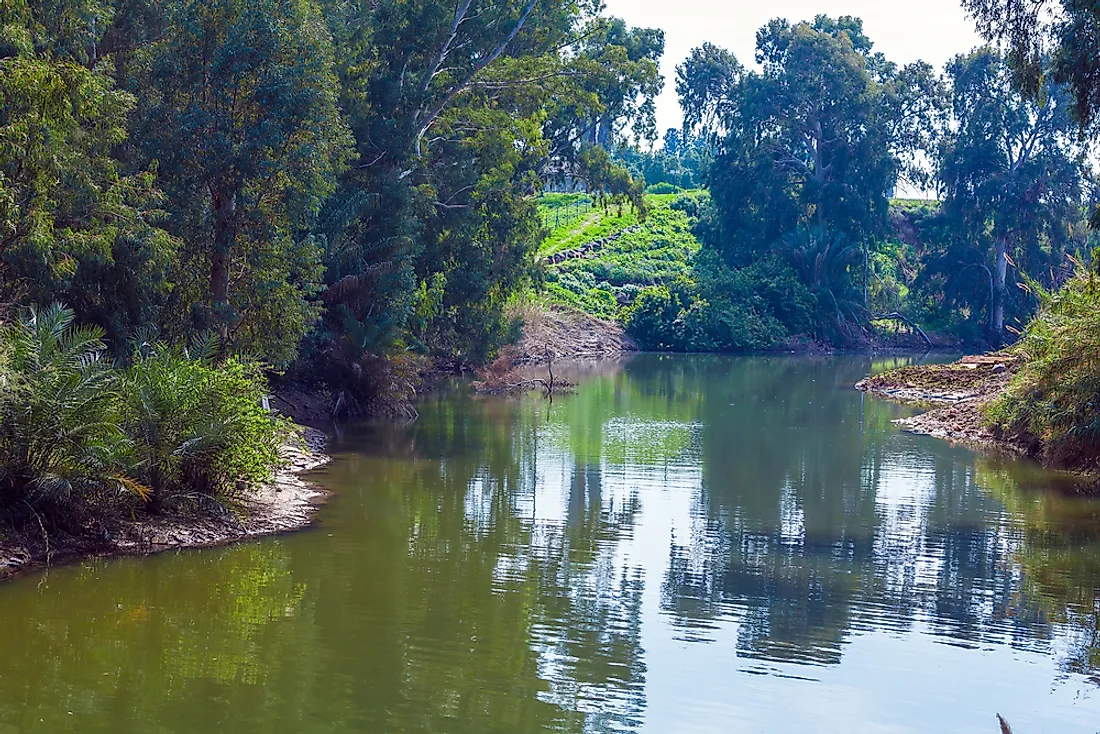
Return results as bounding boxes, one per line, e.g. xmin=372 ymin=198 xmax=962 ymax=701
xmin=991 ymin=234 xmax=1008 ymax=345
xmin=210 ymin=188 xmax=237 ymax=351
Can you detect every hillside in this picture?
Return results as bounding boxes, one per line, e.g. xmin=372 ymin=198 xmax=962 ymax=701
xmin=537 ymin=191 xmax=703 ymax=319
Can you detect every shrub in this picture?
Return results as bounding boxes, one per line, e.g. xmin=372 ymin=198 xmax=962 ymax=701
xmin=121 ymin=344 xmax=284 ymax=510
xmin=0 ymin=305 xmax=133 ymax=526
xmin=0 ymin=305 xmax=286 ymax=529
xmin=669 ymin=190 xmax=712 ymax=222
xmin=985 ymin=272 xmax=1100 ymax=470
xmin=646 ymin=182 xmax=681 ymax=195
xmin=621 ymin=286 xmax=683 ymax=350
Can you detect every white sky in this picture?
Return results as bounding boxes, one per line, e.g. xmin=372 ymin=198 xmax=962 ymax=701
xmin=602 ymin=0 xmax=984 ymax=137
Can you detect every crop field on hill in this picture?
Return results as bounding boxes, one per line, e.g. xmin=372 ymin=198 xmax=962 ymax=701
xmin=537 ymin=192 xmax=703 ymax=318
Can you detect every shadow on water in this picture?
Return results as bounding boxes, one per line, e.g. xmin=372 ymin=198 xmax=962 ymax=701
xmin=0 ymin=354 xmax=1097 ymax=733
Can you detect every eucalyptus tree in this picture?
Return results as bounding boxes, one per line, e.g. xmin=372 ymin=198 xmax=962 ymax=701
xmin=132 ymin=0 xmax=353 ymax=364
xmin=928 ymin=49 xmax=1089 ymax=344
xmin=963 ymin=0 xmax=1100 ymax=242
xmin=675 ymin=42 xmax=742 ymax=146
xmin=310 ymin=0 xmax=663 ymax=388
xmin=699 ymin=16 xmax=943 ymax=342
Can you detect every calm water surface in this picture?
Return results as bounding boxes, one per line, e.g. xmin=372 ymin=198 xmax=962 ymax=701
xmin=1 ymin=355 xmax=1099 ymax=733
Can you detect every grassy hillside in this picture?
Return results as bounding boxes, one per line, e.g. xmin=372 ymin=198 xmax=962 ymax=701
xmin=537 ymin=192 xmax=702 ymax=319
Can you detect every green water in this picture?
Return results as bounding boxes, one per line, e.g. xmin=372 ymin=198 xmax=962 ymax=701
xmin=1 ymin=355 xmax=1099 ymax=733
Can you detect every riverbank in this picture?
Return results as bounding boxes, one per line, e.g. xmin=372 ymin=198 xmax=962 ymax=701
xmin=473 ymin=305 xmax=636 ymax=393
xmin=0 ymin=425 xmax=331 ymax=582
xmin=856 ymin=356 xmax=1099 ymax=490
xmin=856 ymin=355 xmax=1022 ymax=454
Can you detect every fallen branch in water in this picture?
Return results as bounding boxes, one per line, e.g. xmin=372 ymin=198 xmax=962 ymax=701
xmin=872 ymin=311 xmax=934 ymax=349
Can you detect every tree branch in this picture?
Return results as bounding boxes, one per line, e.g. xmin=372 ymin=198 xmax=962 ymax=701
xmin=413 ymin=0 xmax=539 ymax=155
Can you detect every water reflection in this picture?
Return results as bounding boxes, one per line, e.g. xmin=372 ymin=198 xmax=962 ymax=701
xmin=0 ymin=355 xmax=1097 ymax=733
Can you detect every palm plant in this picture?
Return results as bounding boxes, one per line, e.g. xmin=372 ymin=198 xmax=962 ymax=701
xmin=121 ymin=340 xmax=235 ymax=511
xmin=781 ymin=226 xmax=866 ymax=342
xmin=120 ymin=335 xmax=283 ymax=511
xmin=0 ymin=305 xmax=135 ymax=522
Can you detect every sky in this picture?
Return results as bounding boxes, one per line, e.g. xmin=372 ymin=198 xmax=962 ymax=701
xmin=601 ymin=0 xmax=984 ymax=137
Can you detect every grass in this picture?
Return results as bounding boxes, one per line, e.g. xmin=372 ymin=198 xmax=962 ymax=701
xmin=984 ymin=272 xmax=1100 ymax=472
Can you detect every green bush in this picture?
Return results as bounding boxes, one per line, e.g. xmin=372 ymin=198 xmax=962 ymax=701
xmin=985 ymin=273 xmax=1100 ymax=470
xmin=121 ymin=344 xmax=284 ymax=510
xmin=0 ymin=305 xmax=130 ymax=526
xmin=621 ymin=278 xmax=788 ymax=353
xmin=0 ymin=305 xmax=285 ymax=527
xmin=646 ymin=182 xmax=681 ymax=195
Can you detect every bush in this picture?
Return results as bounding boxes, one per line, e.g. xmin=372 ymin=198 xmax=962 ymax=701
xmin=669 ymin=190 xmax=712 ymax=222
xmin=0 ymin=305 xmax=130 ymax=526
xmin=121 ymin=344 xmax=284 ymax=510
xmin=985 ymin=273 xmax=1100 ymax=470
xmin=0 ymin=305 xmax=285 ymax=528
xmin=646 ymin=182 xmax=681 ymax=195
xmin=621 ymin=277 xmax=788 ymax=353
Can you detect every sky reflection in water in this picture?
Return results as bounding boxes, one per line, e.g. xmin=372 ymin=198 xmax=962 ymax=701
xmin=0 ymin=354 xmax=1097 ymax=734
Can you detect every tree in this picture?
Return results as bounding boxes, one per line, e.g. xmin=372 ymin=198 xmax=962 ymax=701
xmin=963 ymin=0 xmax=1100 ymax=230
xmin=675 ymin=42 xmax=742 ymax=145
xmin=701 ymin=16 xmax=941 ymax=342
xmin=963 ymin=0 xmax=1100 ymax=132
xmin=1 ymin=0 xmax=178 ymax=346
xmin=133 ymin=0 xmax=352 ymax=364
xmin=932 ymin=49 xmax=1089 ymax=343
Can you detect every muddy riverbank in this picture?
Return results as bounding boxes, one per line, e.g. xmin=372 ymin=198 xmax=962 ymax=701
xmin=856 ymin=355 xmax=1023 ymax=455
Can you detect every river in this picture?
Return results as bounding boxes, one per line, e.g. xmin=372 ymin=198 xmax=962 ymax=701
xmin=0 ymin=355 xmax=1098 ymax=733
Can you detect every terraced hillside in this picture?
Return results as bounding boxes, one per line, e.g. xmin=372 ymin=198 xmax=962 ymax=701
xmin=537 ymin=191 xmax=704 ymax=319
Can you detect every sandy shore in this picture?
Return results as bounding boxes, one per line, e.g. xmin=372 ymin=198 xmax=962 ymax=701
xmin=0 ymin=425 xmax=332 ymax=582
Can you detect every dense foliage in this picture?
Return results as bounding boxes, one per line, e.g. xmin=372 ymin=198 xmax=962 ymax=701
xmin=0 ymin=306 xmax=283 ymax=529
xmin=1 ymin=0 xmax=662 ymax=378
xmin=986 ymin=272 xmax=1100 ymax=470
xmin=606 ymin=15 xmax=1098 ymax=352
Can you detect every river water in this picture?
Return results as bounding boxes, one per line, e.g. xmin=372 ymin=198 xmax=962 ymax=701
xmin=0 ymin=355 xmax=1098 ymax=733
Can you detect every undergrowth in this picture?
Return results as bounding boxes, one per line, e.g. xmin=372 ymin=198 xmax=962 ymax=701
xmin=985 ymin=272 xmax=1100 ymax=471
xmin=0 ymin=305 xmax=285 ymax=535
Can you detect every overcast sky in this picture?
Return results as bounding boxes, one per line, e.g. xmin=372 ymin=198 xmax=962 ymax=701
xmin=601 ymin=0 xmax=984 ymax=137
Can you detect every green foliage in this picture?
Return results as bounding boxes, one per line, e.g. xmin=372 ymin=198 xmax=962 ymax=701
xmin=985 ymin=272 xmax=1100 ymax=469
xmin=693 ymin=17 xmax=946 ymax=345
xmin=121 ymin=345 xmax=283 ymax=510
xmin=927 ymin=49 xmax=1089 ymax=345
xmin=0 ymin=304 xmax=128 ymax=523
xmin=540 ymin=195 xmax=701 ymax=318
xmin=539 ymin=200 xmax=640 ymax=256
xmin=963 ymin=0 xmax=1100 ymax=134
xmin=0 ymin=305 xmax=284 ymax=527
xmin=132 ymin=0 xmax=353 ymax=365
xmin=0 ymin=5 xmax=178 ymax=345
xmin=621 ymin=274 xmax=790 ymax=353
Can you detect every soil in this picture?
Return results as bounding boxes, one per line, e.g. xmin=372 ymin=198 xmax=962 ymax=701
xmin=855 ymin=355 xmax=1026 ymax=455
xmin=473 ymin=306 xmax=636 ymax=393
xmin=0 ymin=425 xmax=332 ymax=583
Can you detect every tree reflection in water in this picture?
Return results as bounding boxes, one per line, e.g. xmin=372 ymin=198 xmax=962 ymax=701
xmin=0 ymin=355 xmax=1097 ymax=733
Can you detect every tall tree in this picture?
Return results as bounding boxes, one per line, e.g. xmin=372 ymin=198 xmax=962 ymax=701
xmin=1 ymin=0 xmax=178 ymax=344
xmin=963 ymin=0 xmax=1100 ymax=231
xmin=930 ymin=49 xmax=1088 ymax=343
xmin=132 ymin=0 xmax=352 ymax=364
xmin=676 ymin=42 xmax=742 ymax=145
xmin=701 ymin=16 xmax=941 ymax=341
